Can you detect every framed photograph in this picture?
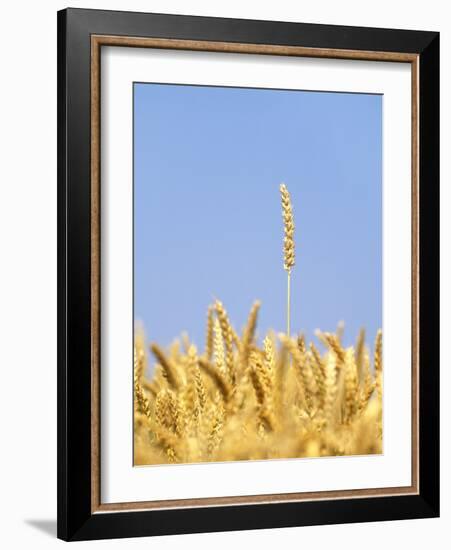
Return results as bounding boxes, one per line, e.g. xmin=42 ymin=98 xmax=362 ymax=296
xmin=57 ymin=8 xmax=439 ymax=541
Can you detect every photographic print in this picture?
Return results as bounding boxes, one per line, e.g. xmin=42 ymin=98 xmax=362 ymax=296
xmin=133 ymin=83 xmax=383 ymax=466
xmin=59 ymin=11 xmax=439 ymax=539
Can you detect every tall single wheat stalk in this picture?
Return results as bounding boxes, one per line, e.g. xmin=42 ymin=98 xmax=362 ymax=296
xmin=280 ymin=183 xmax=295 ymax=336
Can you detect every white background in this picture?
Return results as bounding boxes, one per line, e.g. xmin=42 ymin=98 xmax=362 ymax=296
xmin=102 ymin=48 xmax=412 ymax=503
xmin=0 ymin=0 xmax=448 ymax=548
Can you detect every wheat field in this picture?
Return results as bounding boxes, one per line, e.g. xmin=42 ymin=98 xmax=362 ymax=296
xmin=134 ymin=184 xmax=382 ymax=465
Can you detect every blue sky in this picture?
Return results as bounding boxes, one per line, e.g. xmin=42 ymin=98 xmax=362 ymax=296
xmin=134 ymin=83 xmax=382 ymax=351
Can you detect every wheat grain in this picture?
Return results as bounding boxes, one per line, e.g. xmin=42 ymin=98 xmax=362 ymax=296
xmin=374 ymin=329 xmax=383 ymax=398
xmin=324 ymin=352 xmax=338 ymax=424
xmin=355 ymin=328 xmax=366 ymax=382
xmin=279 ymin=333 xmax=317 ymax=403
xmin=134 ymin=382 xmax=151 ymax=420
xmin=213 ymin=318 xmax=226 ymax=375
xmin=150 ymin=343 xmax=181 ymax=390
xmin=263 ymin=335 xmax=276 ymax=372
xmin=204 ymin=305 xmax=214 ymax=360
xmin=280 ymin=183 xmax=295 ymax=272
xmin=280 ymin=183 xmax=295 ymax=338
xmin=344 ymin=347 xmax=359 ymax=423
xmin=323 ymin=332 xmax=346 ymax=364
xmin=241 ymin=301 xmax=261 ymax=367
xmin=215 ymin=300 xmax=236 ymax=384
xmin=198 ymin=357 xmax=232 ymax=403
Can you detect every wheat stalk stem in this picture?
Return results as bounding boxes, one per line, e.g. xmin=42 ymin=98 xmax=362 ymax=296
xmin=287 ymin=270 xmax=291 ymax=337
xmin=280 ymin=183 xmax=295 ymax=336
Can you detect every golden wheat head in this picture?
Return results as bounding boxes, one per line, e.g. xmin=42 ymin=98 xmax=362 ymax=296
xmin=280 ymin=183 xmax=295 ymax=272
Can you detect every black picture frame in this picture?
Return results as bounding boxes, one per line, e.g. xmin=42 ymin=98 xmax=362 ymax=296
xmin=57 ymin=7 xmax=439 ymax=541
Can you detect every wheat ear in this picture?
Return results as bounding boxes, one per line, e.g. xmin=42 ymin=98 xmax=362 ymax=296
xmin=204 ymin=305 xmax=214 ymax=360
xmin=374 ymin=329 xmax=383 ymax=398
xmin=263 ymin=335 xmax=276 ymax=372
xmin=213 ymin=317 xmax=226 ymax=376
xmin=279 ymin=333 xmax=316 ymax=411
xmin=323 ymin=333 xmax=346 ymax=365
xmin=355 ymin=328 xmax=366 ymax=383
xmin=280 ymin=183 xmax=295 ymax=336
xmin=134 ymin=383 xmax=151 ymax=420
xmin=150 ymin=343 xmax=180 ymax=390
xmin=324 ymin=352 xmax=338 ymax=423
xmin=249 ymin=351 xmax=275 ymax=431
xmin=241 ymin=300 xmax=261 ymax=367
xmin=214 ymin=300 xmax=235 ymax=384
xmin=198 ymin=357 xmax=232 ymax=403
xmin=344 ymin=347 xmax=358 ymax=423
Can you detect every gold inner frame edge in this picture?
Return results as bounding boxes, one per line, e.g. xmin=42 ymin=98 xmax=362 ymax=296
xmin=90 ymin=35 xmax=420 ymax=514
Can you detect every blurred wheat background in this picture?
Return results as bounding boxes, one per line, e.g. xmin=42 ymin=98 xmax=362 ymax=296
xmin=134 ymin=303 xmax=382 ymax=465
